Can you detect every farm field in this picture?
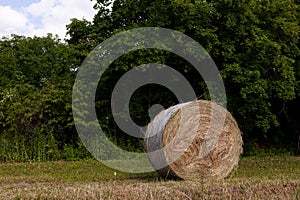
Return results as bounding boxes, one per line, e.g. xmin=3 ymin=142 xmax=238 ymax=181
xmin=0 ymin=155 xmax=299 ymax=199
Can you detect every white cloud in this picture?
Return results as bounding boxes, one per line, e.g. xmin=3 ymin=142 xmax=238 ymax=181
xmin=0 ymin=0 xmax=97 ymax=39
xmin=0 ymin=6 xmax=32 ymax=37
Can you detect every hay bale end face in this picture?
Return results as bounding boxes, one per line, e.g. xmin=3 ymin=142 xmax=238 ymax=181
xmin=145 ymin=100 xmax=243 ymax=180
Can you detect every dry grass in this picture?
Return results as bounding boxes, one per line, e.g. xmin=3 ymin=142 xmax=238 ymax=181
xmin=1 ymin=180 xmax=299 ymax=200
xmin=0 ymin=156 xmax=299 ymax=199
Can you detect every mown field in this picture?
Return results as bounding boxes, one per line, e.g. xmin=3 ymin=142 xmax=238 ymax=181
xmin=0 ymin=155 xmax=299 ymax=199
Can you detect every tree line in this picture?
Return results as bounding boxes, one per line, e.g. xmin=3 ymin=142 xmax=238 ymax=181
xmin=0 ymin=0 xmax=299 ymax=162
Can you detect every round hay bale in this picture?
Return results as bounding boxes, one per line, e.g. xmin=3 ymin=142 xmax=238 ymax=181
xmin=145 ymin=100 xmax=243 ymax=180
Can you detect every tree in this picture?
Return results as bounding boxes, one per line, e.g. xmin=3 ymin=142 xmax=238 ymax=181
xmin=212 ymin=0 xmax=300 ymax=150
xmin=0 ymin=34 xmax=81 ymax=161
xmin=66 ymin=0 xmax=300 ymax=153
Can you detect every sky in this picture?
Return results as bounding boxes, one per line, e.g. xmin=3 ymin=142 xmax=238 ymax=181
xmin=0 ymin=0 xmax=97 ymax=39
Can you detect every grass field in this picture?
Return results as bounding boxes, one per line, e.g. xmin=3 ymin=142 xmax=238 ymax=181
xmin=0 ymin=155 xmax=299 ymax=199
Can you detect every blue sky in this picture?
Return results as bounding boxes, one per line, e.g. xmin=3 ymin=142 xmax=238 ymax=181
xmin=0 ymin=0 xmax=97 ymax=39
xmin=0 ymin=0 xmax=40 ymax=8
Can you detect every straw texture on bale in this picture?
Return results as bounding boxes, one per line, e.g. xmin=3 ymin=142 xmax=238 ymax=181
xmin=145 ymin=100 xmax=243 ymax=180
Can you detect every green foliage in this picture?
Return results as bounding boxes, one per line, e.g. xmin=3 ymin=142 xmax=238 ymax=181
xmin=0 ymin=0 xmax=299 ymax=161
xmin=213 ymin=0 xmax=300 ymax=147
xmin=0 ymin=35 xmax=86 ymax=162
xmin=66 ymin=0 xmax=300 ymax=153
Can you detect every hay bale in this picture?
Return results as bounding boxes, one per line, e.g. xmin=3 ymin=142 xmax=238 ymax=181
xmin=145 ymin=100 xmax=243 ymax=180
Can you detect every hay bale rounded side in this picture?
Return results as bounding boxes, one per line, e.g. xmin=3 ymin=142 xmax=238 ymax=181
xmin=145 ymin=100 xmax=243 ymax=180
